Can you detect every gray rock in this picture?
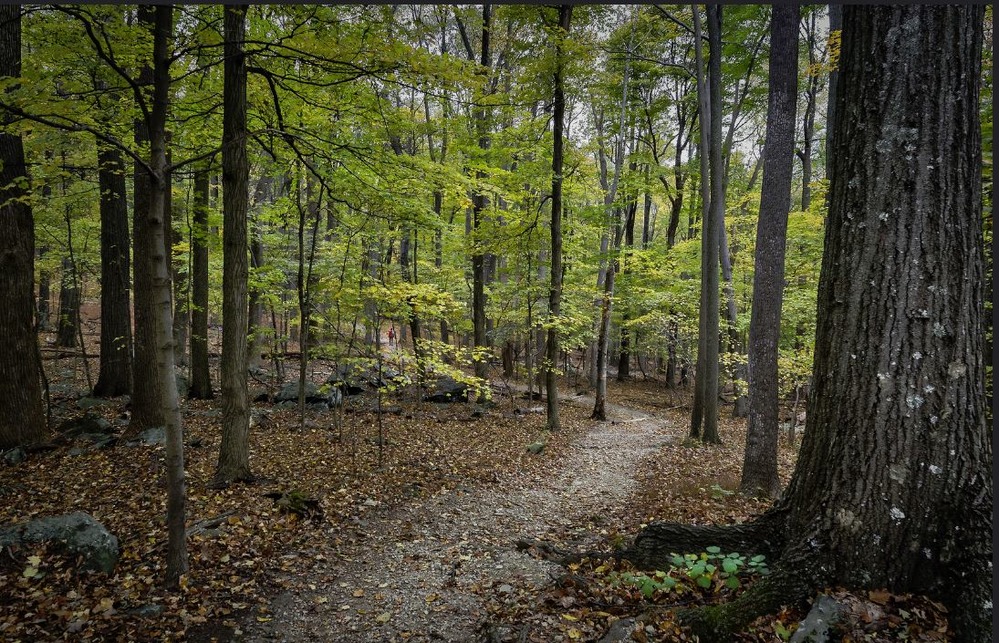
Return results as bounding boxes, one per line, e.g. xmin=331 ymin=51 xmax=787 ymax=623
xmin=175 ymin=374 xmax=190 ymax=398
xmin=423 ymin=376 xmax=470 ymax=403
xmin=75 ymin=397 xmax=107 ymax=410
xmin=326 ymin=366 xmax=366 ymax=396
xmin=78 ymin=433 xmax=116 ymax=450
xmin=274 ymin=381 xmax=321 ymax=404
xmin=57 ymin=414 xmax=113 ymax=439
xmin=790 ymin=594 xmax=844 ymax=643
xmin=3 ymin=447 xmax=26 ymax=465
xmin=127 ymin=427 xmax=165 ymax=447
xmin=0 ymin=511 xmax=119 ymax=573
xmin=599 ymin=618 xmax=638 ymax=642
xmin=129 ymin=604 xmax=164 ymax=617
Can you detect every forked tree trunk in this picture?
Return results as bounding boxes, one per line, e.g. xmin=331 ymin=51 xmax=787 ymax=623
xmin=0 ymin=5 xmax=45 ymax=450
xmin=630 ymin=8 xmax=990 ymax=641
xmin=690 ymin=5 xmax=722 ymax=443
xmin=214 ymin=4 xmax=252 ymax=485
xmin=740 ymin=4 xmax=799 ymax=498
xmin=93 ymin=143 xmax=133 ymax=397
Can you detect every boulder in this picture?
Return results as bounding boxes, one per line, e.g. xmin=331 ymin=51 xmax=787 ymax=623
xmin=274 ymin=381 xmax=323 ymax=404
xmin=275 ymin=381 xmax=343 ymax=409
xmin=126 ymin=427 xmax=165 ymax=447
xmin=423 ymin=376 xmax=470 ymax=403
xmin=0 ymin=511 xmax=119 ymax=573
xmin=326 ymin=365 xmax=367 ymax=396
xmin=599 ymin=618 xmax=639 ymax=643
xmin=3 ymin=447 xmax=26 ymax=465
xmin=362 ymin=367 xmax=409 ymax=389
xmin=56 ymin=413 xmax=113 ymax=439
xmin=75 ymin=397 xmax=108 ymax=410
xmin=175 ymin=374 xmax=190 ymax=398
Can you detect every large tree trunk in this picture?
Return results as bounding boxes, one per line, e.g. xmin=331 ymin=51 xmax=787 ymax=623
xmin=690 ymin=5 xmax=722 ymax=443
xmin=545 ymin=5 xmax=571 ymax=432
xmin=213 ymin=4 xmax=252 ymax=486
xmin=0 ymin=5 xmax=45 ymax=450
xmin=631 ymin=8 xmax=990 ymax=641
xmin=470 ymin=3 xmax=492 ymax=383
xmin=188 ymin=168 xmax=213 ymax=399
xmin=93 ymin=144 xmax=133 ymax=397
xmin=740 ymin=4 xmax=799 ymax=498
xmin=130 ymin=5 xmax=165 ymax=432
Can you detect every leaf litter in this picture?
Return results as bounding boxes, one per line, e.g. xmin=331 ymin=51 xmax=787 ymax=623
xmin=0 ymin=368 xmax=950 ymax=641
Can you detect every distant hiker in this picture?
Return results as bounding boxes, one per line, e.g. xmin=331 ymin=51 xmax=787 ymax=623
xmin=388 ymin=327 xmax=395 ymax=346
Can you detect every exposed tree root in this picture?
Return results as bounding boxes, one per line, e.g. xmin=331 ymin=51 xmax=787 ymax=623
xmin=624 ymin=510 xmax=786 ymax=571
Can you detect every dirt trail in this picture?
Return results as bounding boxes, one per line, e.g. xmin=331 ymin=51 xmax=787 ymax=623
xmin=245 ymin=391 xmax=673 ymax=643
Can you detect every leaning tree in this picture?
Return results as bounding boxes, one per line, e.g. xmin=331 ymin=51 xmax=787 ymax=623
xmin=626 ymin=6 xmax=991 ymax=641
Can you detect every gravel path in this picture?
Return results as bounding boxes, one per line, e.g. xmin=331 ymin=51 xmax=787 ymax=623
xmin=244 ymin=392 xmax=672 ymax=643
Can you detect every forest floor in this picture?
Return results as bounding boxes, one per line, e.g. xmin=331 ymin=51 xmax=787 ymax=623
xmin=0 ymin=332 xmax=952 ymax=642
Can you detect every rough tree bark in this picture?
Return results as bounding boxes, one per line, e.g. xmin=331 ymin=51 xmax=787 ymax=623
xmin=93 ymin=143 xmax=133 ymax=397
xmin=629 ymin=7 xmax=990 ymax=641
xmin=740 ymin=3 xmax=799 ymax=498
xmin=213 ymin=4 xmax=252 ymax=486
xmin=545 ymin=4 xmax=571 ymax=432
xmin=0 ymin=4 xmax=45 ymax=450
xmin=188 ymin=167 xmax=213 ymax=399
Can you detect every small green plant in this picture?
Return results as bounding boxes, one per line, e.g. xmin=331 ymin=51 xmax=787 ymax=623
xmin=773 ymin=619 xmax=794 ymax=641
xmin=609 ymin=548 xmax=770 ymax=599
